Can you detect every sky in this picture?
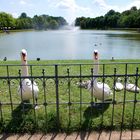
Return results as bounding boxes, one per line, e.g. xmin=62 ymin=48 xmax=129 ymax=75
xmin=0 ymin=0 xmax=140 ymax=24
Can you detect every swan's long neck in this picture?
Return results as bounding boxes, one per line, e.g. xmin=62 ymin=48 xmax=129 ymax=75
xmin=22 ymin=62 xmax=29 ymax=76
xmin=21 ymin=53 xmax=29 ymax=76
xmin=94 ymin=60 xmax=99 ymax=75
xmin=93 ymin=59 xmax=99 ymax=83
xmin=20 ymin=50 xmax=29 ymax=77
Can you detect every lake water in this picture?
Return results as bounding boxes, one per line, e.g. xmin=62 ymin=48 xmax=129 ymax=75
xmin=0 ymin=29 xmax=140 ymax=60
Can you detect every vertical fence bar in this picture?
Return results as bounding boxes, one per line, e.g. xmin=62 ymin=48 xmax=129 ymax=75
xmin=102 ymin=64 xmax=105 ymax=102
xmin=79 ymin=64 xmax=82 ymax=125
xmin=6 ymin=65 xmax=13 ymax=112
xmin=90 ymin=68 xmax=94 ymax=105
xmin=55 ymin=65 xmax=60 ymax=129
xmin=90 ymin=66 xmax=94 ymax=126
xmin=131 ymin=67 xmax=139 ymax=139
xmin=100 ymin=64 xmax=105 ymax=129
xmin=30 ymin=65 xmax=37 ymax=127
xmin=120 ymin=63 xmax=128 ymax=140
xmin=111 ymin=68 xmax=117 ymax=128
xmin=18 ymin=69 xmax=25 ymax=112
xmin=109 ymin=67 xmax=117 ymax=140
xmin=0 ymin=65 xmax=3 ymax=123
xmin=0 ymin=101 xmax=3 ymax=123
xmin=67 ymin=68 xmax=71 ymax=127
xmin=42 ymin=69 xmax=48 ymax=131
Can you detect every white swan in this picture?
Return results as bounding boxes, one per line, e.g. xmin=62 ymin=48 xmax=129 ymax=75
xmin=76 ymin=80 xmax=90 ymax=89
xmin=88 ymin=50 xmax=112 ymax=101
xmin=125 ymin=77 xmax=140 ymax=93
xmin=18 ymin=49 xmax=39 ymax=107
xmin=115 ymin=78 xmax=124 ymax=91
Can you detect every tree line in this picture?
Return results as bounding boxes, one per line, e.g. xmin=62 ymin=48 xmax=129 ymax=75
xmin=75 ymin=6 xmax=140 ymax=29
xmin=0 ymin=12 xmax=67 ymax=30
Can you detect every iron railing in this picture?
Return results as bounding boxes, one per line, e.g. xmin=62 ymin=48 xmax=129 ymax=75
xmin=0 ymin=62 xmax=140 ymax=137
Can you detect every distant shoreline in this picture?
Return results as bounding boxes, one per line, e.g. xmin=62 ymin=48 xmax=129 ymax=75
xmin=79 ymin=27 xmax=140 ymax=32
xmin=0 ymin=29 xmax=34 ymax=33
xmin=1 ymin=28 xmax=140 ymax=34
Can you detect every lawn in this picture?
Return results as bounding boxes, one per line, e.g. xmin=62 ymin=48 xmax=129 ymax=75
xmin=0 ymin=59 xmax=140 ymax=133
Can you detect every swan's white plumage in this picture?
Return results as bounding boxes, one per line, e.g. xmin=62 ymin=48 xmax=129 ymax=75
xmin=115 ymin=78 xmax=124 ymax=91
xmin=18 ymin=79 xmax=39 ymax=100
xmin=18 ymin=49 xmax=39 ymax=101
xmin=88 ymin=80 xmax=112 ymax=100
xmin=88 ymin=50 xmax=112 ymax=101
xmin=125 ymin=78 xmax=140 ymax=93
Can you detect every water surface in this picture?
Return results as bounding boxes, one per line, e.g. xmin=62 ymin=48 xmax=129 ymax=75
xmin=0 ymin=29 xmax=140 ymax=60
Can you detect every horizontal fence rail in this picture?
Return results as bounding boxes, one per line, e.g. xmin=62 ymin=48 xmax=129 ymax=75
xmin=0 ymin=62 xmax=140 ymax=137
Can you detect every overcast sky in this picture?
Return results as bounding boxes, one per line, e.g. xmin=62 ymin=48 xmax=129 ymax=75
xmin=0 ymin=0 xmax=140 ymax=24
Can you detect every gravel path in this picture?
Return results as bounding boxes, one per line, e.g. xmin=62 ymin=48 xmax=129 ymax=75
xmin=1 ymin=130 xmax=140 ymax=140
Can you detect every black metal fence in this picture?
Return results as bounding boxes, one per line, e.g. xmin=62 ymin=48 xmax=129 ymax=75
xmin=0 ymin=62 xmax=140 ymax=136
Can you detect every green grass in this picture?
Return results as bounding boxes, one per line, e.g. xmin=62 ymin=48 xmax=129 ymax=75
xmin=0 ymin=59 xmax=140 ymax=133
xmin=0 ymin=29 xmax=34 ymax=34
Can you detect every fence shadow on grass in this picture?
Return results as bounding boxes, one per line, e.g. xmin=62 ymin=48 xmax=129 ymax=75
xmin=3 ymin=102 xmax=33 ymax=134
xmin=80 ymin=101 xmax=110 ymax=140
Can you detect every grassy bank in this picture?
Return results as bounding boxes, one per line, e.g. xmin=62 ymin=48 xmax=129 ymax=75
xmin=0 ymin=59 xmax=140 ymax=64
xmin=0 ymin=59 xmax=140 ymax=133
xmin=0 ymin=29 xmax=34 ymax=34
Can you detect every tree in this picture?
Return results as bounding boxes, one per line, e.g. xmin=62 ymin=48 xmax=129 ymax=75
xmin=16 ymin=17 xmax=33 ymax=29
xmin=19 ymin=12 xmax=27 ymax=18
xmin=75 ymin=17 xmax=86 ymax=26
xmin=53 ymin=16 xmax=67 ymax=26
xmin=75 ymin=6 xmax=140 ymax=29
xmin=105 ymin=10 xmax=116 ymax=16
xmin=49 ymin=20 xmax=59 ymax=29
xmin=130 ymin=6 xmax=137 ymax=11
xmin=15 ymin=12 xmax=33 ymax=29
xmin=0 ymin=12 xmax=15 ymax=28
xmin=104 ymin=10 xmax=120 ymax=28
xmin=33 ymin=15 xmax=44 ymax=30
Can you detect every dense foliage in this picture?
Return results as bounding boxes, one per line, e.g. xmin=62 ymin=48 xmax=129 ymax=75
xmin=75 ymin=6 xmax=140 ymax=29
xmin=0 ymin=12 xmax=67 ymax=30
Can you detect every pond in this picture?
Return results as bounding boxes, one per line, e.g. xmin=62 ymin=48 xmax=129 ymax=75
xmin=0 ymin=29 xmax=140 ymax=60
